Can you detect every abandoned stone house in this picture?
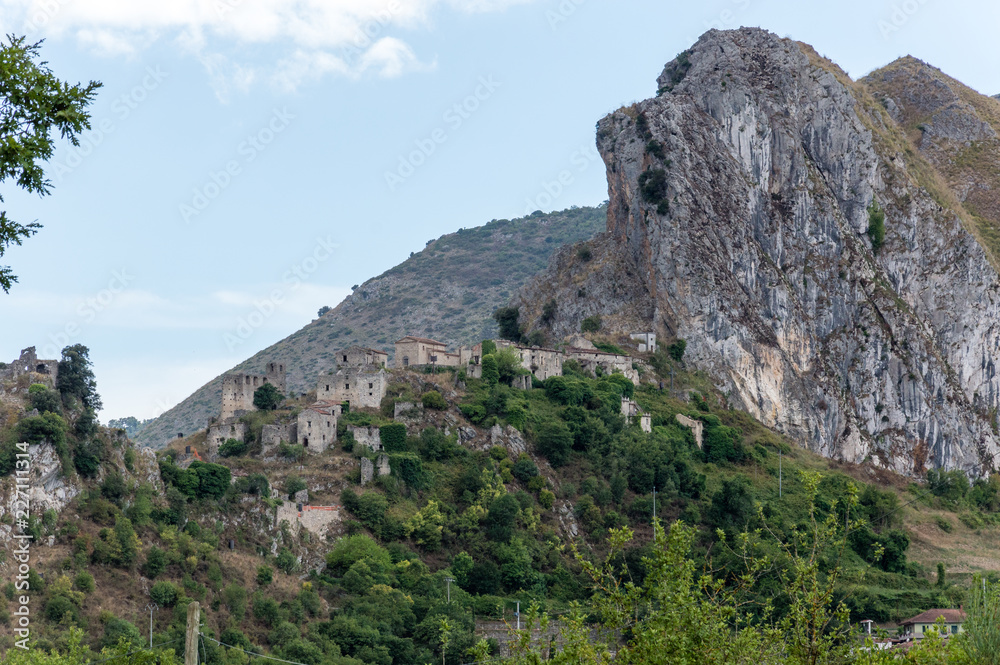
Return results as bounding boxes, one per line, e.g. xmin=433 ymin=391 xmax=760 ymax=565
xmin=1 ymin=347 xmax=59 ymax=383
xmin=335 ymin=346 xmax=388 ymax=369
xmin=207 ymin=420 xmax=248 ymax=457
xmin=564 ymin=346 xmax=640 ymax=383
xmin=220 ymin=362 xmax=287 ymax=420
xmin=297 ymin=402 xmax=340 ymax=453
xmin=394 ymin=336 xmax=460 ymax=368
xmin=317 ymin=366 xmax=388 ymax=409
xmin=621 ymin=397 xmax=652 ymax=433
xmin=495 ymin=340 xmax=564 ymax=381
xmin=630 ymin=332 xmax=657 ymax=353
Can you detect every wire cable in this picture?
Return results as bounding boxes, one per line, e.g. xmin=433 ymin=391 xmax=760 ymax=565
xmin=201 ymin=634 xmax=312 ymax=665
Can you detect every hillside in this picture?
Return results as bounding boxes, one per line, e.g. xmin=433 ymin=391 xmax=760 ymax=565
xmin=135 ymin=206 xmax=606 ymax=448
xmin=6 ymin=336 xmax=1000 ymax=662
xmin=512 ymin=28 xmax=1000 ymax=477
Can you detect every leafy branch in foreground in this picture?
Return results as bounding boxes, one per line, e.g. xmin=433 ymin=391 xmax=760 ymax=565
xmin=0 ymin=34 xmax=101 ymax=292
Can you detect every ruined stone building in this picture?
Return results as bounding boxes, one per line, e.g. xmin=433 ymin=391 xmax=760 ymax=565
xmin=564 ymin=345 xmax=640 ymax=383
xmin=1 ymin=347 xmax=59 ymax=383
xmin=297 ymin=402 xmax=339 ymax=453
xmin=394 ymin=336 xmax=459 ymax=368
xmin=335 ymin=346 xmax=388 ymax=369
xmin=630 ymin=332 xmax=657 ymax=353
xmin=317 ymin=366 xmax=387 ymax=409
xmin=221 ymin=362 xmax=286 ymax=420
xmin=495 ymin=341 xmax=564 ymax=381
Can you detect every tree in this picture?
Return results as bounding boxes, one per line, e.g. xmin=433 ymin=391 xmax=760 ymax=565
xmin=493 ymin=307 xmax=522 ymax=342
xmin=486 ymin=494 xmax=519 ymax=542
xmin=56 ymin=344 xmax=102 ymax=410
xmin=0 ymin=36 xmax=102 ymax=292
xmin=535 ymin=420 xmax=573 ymax=467
xmin=253 ymin=382 xmax=283 ymax=411
xmin=318 ymin=305 xmax=331 ymax=317
xmin=867 ymin=197 xmax=886 ymax=254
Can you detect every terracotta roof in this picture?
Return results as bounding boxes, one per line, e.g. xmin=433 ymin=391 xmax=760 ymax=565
xmin=901 ymin=609 xmax=966 ymax=625
xmin=396 ymin=336 xmax=447 ymax=346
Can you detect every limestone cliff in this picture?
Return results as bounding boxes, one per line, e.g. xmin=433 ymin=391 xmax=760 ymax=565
xmin=514 ymin=28 xmax=1000 ymax=475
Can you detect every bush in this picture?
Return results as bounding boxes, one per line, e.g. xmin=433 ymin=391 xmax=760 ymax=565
xmin=667 ymin=339 xmax=686 ymax=362
xmin=253 ymin=383 xmax=283 ymax=411
xmin=512 ymin=455 xmax=539 ymax=483
xmin=638 ymin=168 xmax=668 ymax=203
xmin=219 ymin=438 xmax=248 ymax=457
xmin=576 ymin=244 xmax=592 ymax=261
xmin=143 ymin=545 xmax=168 ymax=578
xmin=284 ymin=475 xmax=307 ymax=499
xmin=421 ymin=390 xmax=447 ymax=410
xmin=279 ymin=442 xmax=305 ymax=461
xmin=276 ymin=548 xmax=297 ymax=574
xmin=481 ymin=355 xmax=500 ymax=387
xmin=481 ymin=340 xmax=497 ymax=356
xmin=150 ymin=580 xmax=178 ymax=606
xmin=257 ymin=565 xmax=273 ymax=586
xmin=380 ymin=423 xmax=407 ymax=452
xmin=535 ymin=421 xmax=573 ymax=467
xmin=485 ymin=495 xmax=519 ymax=542
xmin=74 ymin=570 xmax=95 ymax=593
xmin=581 ymin=315 xmax=602 ymax=333
xmin=538 ymin=489 xmax=555 ymax=510
xmin=867 ymin=198 xmax=886 ymax=254
xmin=28 ymin=384 xmax=62 ymax=414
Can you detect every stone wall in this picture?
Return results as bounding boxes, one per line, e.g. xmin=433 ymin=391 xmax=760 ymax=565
xmin=297 ymin=408 xmax=336 ymax=453
xmin=317 ymin=367 xmax=387 ymax=409
xmin=351 ymin=426 xmax=382 ymax=452
xmin=207 ymin=420 xmax=247 ymax=457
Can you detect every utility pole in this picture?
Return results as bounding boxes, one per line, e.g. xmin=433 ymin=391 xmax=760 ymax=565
xmin=779 ymin=450 xmax=782 ymax=498
xmin=652 ymin=486 xmax=656 ymax=522
xmin=444 ymin=577 xmax=454 ymax=604
xmin=185 ymin=601 xmax=200 ymax=665
xmin=146 ymin=603 xmax=158 ymax=648
xmin=516 ymin=601 xmax=520 ymax=631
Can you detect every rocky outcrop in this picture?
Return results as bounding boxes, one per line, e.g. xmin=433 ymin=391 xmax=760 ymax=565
xmin=515 ymin=28 xmax=1000 ymax=476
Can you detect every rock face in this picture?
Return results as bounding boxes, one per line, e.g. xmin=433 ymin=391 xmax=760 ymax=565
xmin=515 ymin=28 xmax=1000 ymax=475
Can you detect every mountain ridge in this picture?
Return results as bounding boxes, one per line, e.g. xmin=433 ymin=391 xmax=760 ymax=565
xmin=512 ymin=28 xmax=1000 ymax=476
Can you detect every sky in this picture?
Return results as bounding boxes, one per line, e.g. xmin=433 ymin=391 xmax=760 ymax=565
xmin=0 ymin=0 xmax=997 ymax=423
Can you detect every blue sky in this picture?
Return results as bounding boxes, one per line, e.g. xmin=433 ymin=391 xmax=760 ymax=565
xmin=0 ymin=0 xmax=997 ymax=422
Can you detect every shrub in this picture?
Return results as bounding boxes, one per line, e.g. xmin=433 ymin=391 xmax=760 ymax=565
xmin=867 ymin=198 xmax=886 ymax=254
xmin=74 ymin=570 xmax=95 ymax=593
xmin=150 ymin=580 xmax=178 ymax=606
xmin=538 ymin=489 xmax=555 ymax=510
xmin=276 ymin=548 xmax=297 ymax=574
xmin=512 ymin=455 xmax=539 ymax=483
xmin=253 ymin=383 xmax=283 ymax=411
xmin=481 ymin=355 xmax=500 ymax=386
xmin=143 ymin=545 xmax=168 ymax=578
xmin=535 ymin=421 xmax=573 ymax=467
xmin=257 ymin=565 xmax=273 ymax=586
xmin=667 ymin=339 xmax=686 ymax=362
xmin=541 ymin=299 xmax=557 ymax=325
xmin=581 ymin=315 xmax=602 ymax=333
xmin=284 ymin=475 xmax=307 ymax=499
xmin=577 ymin=244 xmax=592 ymax=261
xmin=279 ymin=442 xmax=305 ymax=461
xmin=29 ymin=384 xmax=62 ymax=414
xmin=485 ymin=495 xmax=519 ymax=542
xmin=638 ymin=168 xmax=668 ymax=202
xmin=421 ymin=390 xmax=447 ymax=410
xmin=219 ymin=438 xmax=248 ymax=457
xmin=379 ymin=423 xmax=407 ymax=452
xmin=481 ymin=340 xmax=497 ymax=356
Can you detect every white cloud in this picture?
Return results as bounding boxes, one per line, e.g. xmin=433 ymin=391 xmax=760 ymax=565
xmin=6 ymin=0 xmax=539 ymax=95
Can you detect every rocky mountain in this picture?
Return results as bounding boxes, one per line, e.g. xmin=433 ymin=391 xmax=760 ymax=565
xmin=135 ymin=207 xmax=605 ymax=447
xmin=513 ymin=28 xmax=1000 ymax=476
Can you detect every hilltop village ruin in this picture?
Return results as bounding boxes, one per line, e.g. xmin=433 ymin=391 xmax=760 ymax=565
xmin=206 ymin=333 xmax=663 ymax=462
